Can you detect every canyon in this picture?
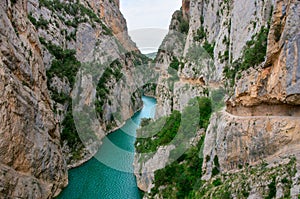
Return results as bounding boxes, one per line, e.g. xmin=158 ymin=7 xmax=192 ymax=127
xmin=0 ymin=0 xmax=299 ymax=198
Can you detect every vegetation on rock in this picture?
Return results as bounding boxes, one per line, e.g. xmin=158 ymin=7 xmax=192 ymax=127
xmin=135 ymin=97 xmax=212 ymax=154
xmin=95 ymin=60 xmax=122 ymax=118
xmin=148 ymin=156 xmax=297 ymax=199
xmin=150 ymin=136 xmax=205 ymax=198
xmin=39 ymin=38 xmax=83 ymax=160
xmin=223 ymin=27 xmax=269 ymax=87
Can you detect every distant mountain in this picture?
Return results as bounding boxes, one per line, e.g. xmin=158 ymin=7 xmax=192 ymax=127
xmin=144 ymin=52 xmax=157 ymax=59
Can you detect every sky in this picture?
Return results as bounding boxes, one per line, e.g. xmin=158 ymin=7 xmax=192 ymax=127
xmin=120 ymin=0 xmax=182 ymax=54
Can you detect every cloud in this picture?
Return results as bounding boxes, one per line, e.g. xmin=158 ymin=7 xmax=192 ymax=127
xmin=120 ymin=0 xmax=182 ymax=53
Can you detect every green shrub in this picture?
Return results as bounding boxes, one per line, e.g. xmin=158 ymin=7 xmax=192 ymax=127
xmin=281 ymin=177 xmax=289 ymax=184
xmin=200 ymin=15 xmax=204 ymax=24
xmin=242 ymin=28 xmax=268 ymax=70
xmin=206 ymin=155 xmax=211 ymax=162
xmin=41 ymin=40 xmax=83 ymax=158
xmin=203 ymin=41 xmax=215 ymax=59
xmin=50 ymin=90 xmax=70 ymax=104
xmin=222 ymin=191 xmax=232 ymax=199
xmin=28 ymin=14 xmax=37 ymax=26
xmin=194 ymin=26 xmax=206 ymax=41
xmin=242 ymin=190 xmax=250 ymax=198
xmin=135 ymin=110 xmax=181 ymax=153
xmin=223 ymin=27 xmax=269 ymax=87
xmin=140 ymin=118 xmax=152 ymax=127
xmin=169 ymin=57 xmax=180 ymax=71
xmin=213 ymin=178 xmax=222 ymax=186
xmin=175 ymin=10 xmax=189 ymax=34
xmin=61 ymin=108 xmax=79 ymax=147
xmin=212 ymin=167 xmax=220 ymax=176
xmin=179 ymin=20 xmax=189 ymax=34
xmin=151 ymin=136 xmax=205 ymax=198
xmin=45 ymin=42 xmax=81 ymax=88
xmin=266 ymin=177 xmax=276 ymax=199
xmin=39 ymin=0 xmax=112 ymax=35
xmin=197 ymin=97 xmax=212 ymax=129
xmin=136 ymin=97 xmax=212 ymax=154
xmin=28 ymin=14 xmax=48 ymax=29
xmin=214 ymin=156 xmax=220 ymax=167
xmin=95 ymin=60 xmax=122 ymax=117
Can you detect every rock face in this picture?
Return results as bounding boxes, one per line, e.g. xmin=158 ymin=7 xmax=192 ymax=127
xmin=134 ymin=145 xmax=176 ymax=192
xmin=203 ymin=1 xmax=300 ymax=198
xmin=0 ymin=1 xmax=67 ymax=197
xmin=203 ymin=111 xmax=300 ymax=179
xmin=154 ymin=0 xmax=275 ymax=119
xmin=26 ymin=0 xmax=144 ymax=165
xmin=154 ymin=9 xmax=207 ymax=118
xmin=135 ymin=0 xmax=300 ymax=197
xmin=182 ymin=0 xmax=190 ymax=21
xmin=84 ymin=0 xmax=137 ymax=52
xmin=229 ymin=0 xmax=300 ymax=107
xmin=202 ymin=0 xmax=300 ymax=188
xmin=0 ymin=0 xmax=144 ymax=197
xmin=184 ymin=0 xmax=274 ymax=80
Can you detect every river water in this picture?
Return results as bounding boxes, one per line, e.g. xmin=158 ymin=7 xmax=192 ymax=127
xmin=57 ymin=96 xmax=156 ymax=199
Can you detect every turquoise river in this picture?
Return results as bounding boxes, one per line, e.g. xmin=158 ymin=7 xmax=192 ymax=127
xmin=57 ymin=96 xmax=157 ymax=199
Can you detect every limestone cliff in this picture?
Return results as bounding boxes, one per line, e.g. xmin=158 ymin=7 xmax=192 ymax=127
xmin=84 ymin=0 xmax=138 ymax=52
xmin=135 ymin=0 xmax=300 ymax=198
xmin=155 ymin=0 xmax=275 ymax=118
xmin=0 ymin=0 xmax=145 ymax=198
xmin=203 ymin=0 xmax=300 ymax=181
xmin=0 ymin=0 xmax=67 ymax=197
xmin=155 ymin=8 xmax=207 ymax=118
xmin=25 ymin=0 xmax=146 ymax=166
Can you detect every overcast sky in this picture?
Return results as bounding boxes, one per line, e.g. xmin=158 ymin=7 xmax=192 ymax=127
xmin=120 ymin=0 xmax=182 ymax=53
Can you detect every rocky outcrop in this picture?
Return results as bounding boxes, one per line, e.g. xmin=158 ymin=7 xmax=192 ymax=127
xmin=203 ymin=110 xmax=300 ymax=179
xmin=154 ymin=9 xmax=208 ymax=118
xmin=84 ymin=0 xmax=137 ymax=52
xmin=0 ymin=1 xmax=67 ymax=197
xmin=203 ymin=0 xmax=300 ymax=186
xmin=182 ymin=0 xmax=190 ymax=21
xmin=228 ymin=0 xmax=300 ymax=107
xmin=186 ymin=0 xmax=274 ymax=80
xmin=134 ymin=127 xmax=204 ymax=194
xmin=134 ymin=145 xmax=175 ymax=192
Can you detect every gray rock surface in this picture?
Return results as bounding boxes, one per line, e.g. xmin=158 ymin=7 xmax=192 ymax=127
xmin=0 ymin=0 xmax=145 ymax=197
xmin=0 ymin=1 xmax=67 ymax=197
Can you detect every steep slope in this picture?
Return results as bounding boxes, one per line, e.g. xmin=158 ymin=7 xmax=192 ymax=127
xmin=0 ymin=1 xmax=67 ymax=197
xmin=0 ymin=0 xmax=147 ymax=198
xmin=26 ymin=0 xmax=148 ymax=165
xmin=203 ymin=0 xmax=300 ymax=179
xmin=134 ymin=0 xmax=300 ymax=198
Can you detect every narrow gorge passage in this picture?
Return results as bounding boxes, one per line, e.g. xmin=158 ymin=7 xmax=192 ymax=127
xmin=56 ymin=96 xmax=157 ymax=199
